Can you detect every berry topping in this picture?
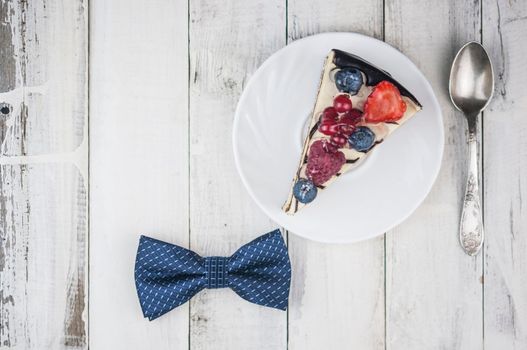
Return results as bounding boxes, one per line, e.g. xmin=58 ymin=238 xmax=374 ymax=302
xmin=340 ymin=109 xmax=363 ymax=126
xmin=330 ymin=134 xmax=348 ymax=147
xmin=363 ymin=81 xmax=407 ymax=123
xmin=321 ymin=107 xmax=338 ymax=123
xmin=321 ymin=140 xmax=338 ymax=153
xmin=306 ymin=140 xmax=346 ymax=186
xmin=318 ymin=107 xmax=339 ymax=136
xmin=319 ymin=106 xmax=359 ymax=142
xmin=333 ymin=95 xmax=353 ymax=113
xmin=293 ymin=178 xmax=318 ymax=204
xmin=337 ymin=124 xmax=355 ymax=136
xmin=335 ymin=68 xmax=363 ymax=95
xmin=348 ymin=126 xmax=376 ymax=152
xmin=319 ymin=123 xmax=335 ymax=135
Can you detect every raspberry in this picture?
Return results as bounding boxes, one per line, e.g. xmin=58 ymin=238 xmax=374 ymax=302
xmin=306 ymin=140 xmax=346 ymax=186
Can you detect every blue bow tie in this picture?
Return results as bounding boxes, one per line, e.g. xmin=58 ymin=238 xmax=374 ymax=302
xmin=134 ymin=229 xmax=291 ymax=320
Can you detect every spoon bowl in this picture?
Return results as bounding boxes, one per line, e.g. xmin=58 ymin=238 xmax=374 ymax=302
xmin=449 ymin=42 xmax=494 ymax=116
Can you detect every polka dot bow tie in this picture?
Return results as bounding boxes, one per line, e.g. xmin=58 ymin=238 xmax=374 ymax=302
xmin=134 ymin=229 xmax=291 ymax=320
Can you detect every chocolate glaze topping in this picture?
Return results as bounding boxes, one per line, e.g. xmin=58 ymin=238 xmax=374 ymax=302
xmin=332 ymin=49 xmax=422 ymax=107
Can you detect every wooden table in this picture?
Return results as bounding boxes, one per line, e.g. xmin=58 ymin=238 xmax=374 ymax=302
xmin=0 ymin=0 xmax=525 ymax=349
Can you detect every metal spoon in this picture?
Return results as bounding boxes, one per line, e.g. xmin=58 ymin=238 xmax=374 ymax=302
xmin=449 ymin=41 xmax=494 ymax=256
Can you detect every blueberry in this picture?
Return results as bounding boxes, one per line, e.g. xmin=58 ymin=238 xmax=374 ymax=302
xmin=293 ymin=178 xmax=318 ymax=204
xmin=348 ymin=126 xmax=376 ymax=152
xmin=335 ymin=68 xmax=363 ymax=95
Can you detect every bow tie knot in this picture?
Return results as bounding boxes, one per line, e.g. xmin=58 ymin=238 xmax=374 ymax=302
xmin=135 ymin=229 xmax=291 ymax=321
xmin=205 ymin=256 xmax=228 ymax=289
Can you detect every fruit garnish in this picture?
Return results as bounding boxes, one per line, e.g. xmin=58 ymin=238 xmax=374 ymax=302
xmin=337 ymin=124 xmax=355 ymax=136
xmin=363 ymin=81 xmax=407 ymax=123
xmin=319 ymin=121 xmax=356 ymax=141
xmin=340 ymin=109 xmax=363 ymax=126
xmin=348 ymin=126 xmax=376 ymax=152
xmin=330 ymin=134 xmax=348 ymax=147
xmin=306 ymin=140 xmax=346 ymax=186
xmin=319 ymin=105 xmax=360 ymax=139
xmin=321 ymin=107 xmax=338 ymax=123
xmin=318 ymin=107 xmax=339 ymax=136
xmin=335 ymin=68 xmax=363 ymax=95
xmin=293 ymin=178 xmax=318 ymax=204
xmin=321 ymin=140 xmax=340 ymax=153
xmin=333 ymin=95 xmax=353 ymax=113
xmin=319 ymin=123 xmax=337 ymax=136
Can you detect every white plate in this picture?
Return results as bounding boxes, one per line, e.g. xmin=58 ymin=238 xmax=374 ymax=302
xmin=233 ymin=32 xmax=443 ymax=243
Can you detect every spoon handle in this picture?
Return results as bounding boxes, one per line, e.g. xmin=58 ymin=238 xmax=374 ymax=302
xmin=460 ymin=128 xmax=484 ymax=256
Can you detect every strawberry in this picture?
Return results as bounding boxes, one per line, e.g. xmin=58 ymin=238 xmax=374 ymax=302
xmin=306 ymin=140 xmax=346 ymax=186
xmin=363 ymin=81 xmax=407 ymax=123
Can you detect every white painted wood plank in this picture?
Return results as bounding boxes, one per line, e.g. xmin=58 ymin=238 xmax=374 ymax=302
xmin=483 ymin=1 xmax=527 ymax=348
xmin=89 ymin=0 xmax=189 ymax=348
xmin=188 ymin=1 xmax=287 ymax=349
xmin=286 ymin=2 xmax=385 ymax=349
xmin=0 ymin=164 xmax=88 ymax=349
xmin=0 ymin=0 xmax=88 ymax=348
xmin=384 ymin=1 xmax=483 ymax=349
xmin=0 ymin=0 xmax=86 ymax=156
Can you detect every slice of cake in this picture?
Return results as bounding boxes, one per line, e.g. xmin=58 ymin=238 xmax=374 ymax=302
xmin=283 ymin=49 xmax=422 ymax=215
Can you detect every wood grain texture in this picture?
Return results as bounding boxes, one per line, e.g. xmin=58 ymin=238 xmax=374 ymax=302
xmin=483 ymin=0 xmax=527 ymax=348
xmin=286 ymin=1 xmax=385 ymax=349
xmin=188 ymin=1 xmax=287 ymax=349
xmin=0 ymin=164 xmax=30 ymax=348
xmin=0 ymin=165 xmax=87 ymax=349
xmin=0 ymin=0 xmax=87 ymax=156
xmin=3 ymin=0 xmax=527 ymax=349
xmin=89 ymin=0 xmax=189 ymax=348
xmin=384 ymin=0 xmax=483 ymax=348
xmin=0 ymin=0 xmax=88 ymax=348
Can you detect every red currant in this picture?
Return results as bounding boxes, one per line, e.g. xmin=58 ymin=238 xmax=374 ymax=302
xmin=333 ymin=95 xmax=352 ymax=113
xmin=319 ymin=121 xmax=341 ymax=136
xmin=340 ymin=111 xmax=362 ymax=127
xmin=330 ymin=133 xmax=348 ymax=147
xmin=321 ymin=107 xmax=338 ymax=123
xmin=338 ymin=123 xmax=356 ymax=136
xmin=318 ymin=123 xmax=332 ymax=135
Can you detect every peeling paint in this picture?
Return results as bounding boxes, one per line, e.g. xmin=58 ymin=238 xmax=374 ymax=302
xmin=0 ymin=102 xmax=28 ymax=156
xmin=0 ymin=0 xmax=88 ymax=347
xmin=63 ymin=277 xmax=86 ymax=347
xmin=496 ymin=1 xmax=508 ymax=99
xmin=19 ymin=102 xmax=28 ymax=155
xmin=63 ymin=173 xmax=87 ymax=348
xmin=0 ymin=164 xmax=29 ymax=348
xmin=0 ymin=0 xmax=16 ymax=92
xmin=0 ymin=165 xmax=13 ymax=347
xmin=0 ymin=291 xmax=15 ymax=306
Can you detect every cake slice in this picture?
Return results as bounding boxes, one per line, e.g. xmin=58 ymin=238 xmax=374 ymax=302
xmin=283 ymin=49 xmax=422 ymax=215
